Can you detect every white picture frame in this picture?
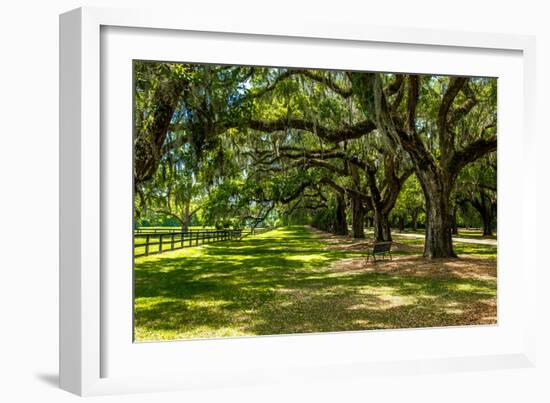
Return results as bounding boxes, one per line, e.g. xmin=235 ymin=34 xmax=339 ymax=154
xmin=59 ymin=6 xmax=537 ymax=396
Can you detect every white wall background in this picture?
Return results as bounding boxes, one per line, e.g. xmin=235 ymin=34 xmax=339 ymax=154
xmin=0 ymin=1 xmax=548 ymax=401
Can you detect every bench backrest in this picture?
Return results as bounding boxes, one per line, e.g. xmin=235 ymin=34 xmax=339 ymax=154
xmin=373 ymin=242 xmax=391 ymax=254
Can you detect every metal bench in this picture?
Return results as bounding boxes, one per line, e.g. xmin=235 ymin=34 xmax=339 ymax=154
xmin=366 ymin=241 xmax=393 ymax=262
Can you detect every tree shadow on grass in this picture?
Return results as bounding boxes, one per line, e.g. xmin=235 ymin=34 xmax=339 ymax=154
xmin=134 ymin=226 xmax=497 ymax=341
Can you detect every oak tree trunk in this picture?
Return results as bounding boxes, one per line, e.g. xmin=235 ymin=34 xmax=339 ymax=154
xmin=483 ymin=219 xmax=493 ymax=237
xmin=366 ymin=216 xmax=373 ymax=228
xmin=182 ymin=202 xmax=190 ymax=232
xmin=421 ymin=176 xmax=456 ymax=258
xmin=333 ymin=193 xmax=348 ymax=236
xmin=451 ymin=208 xmax=458 ymax=235
xmin=134 ymin=79 xmax=188 ymax=186
xmin=373 ymin=210 xmax=392 ymax=241
xmin=471 ymin=194 xmax=494 ymax=237
xmin=411 ymin=211 xmax=418 ymax=231
xmin=480 ymin=210 xmax=493 ymax=236
xmin=351 ymin=196 xmax=365 ymax=238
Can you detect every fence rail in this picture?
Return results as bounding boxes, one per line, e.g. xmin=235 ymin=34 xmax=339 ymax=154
xmin=245 ymin=227 xmax=272 ymax=237
xmin=134 ymin=227 xmax=274 ymax=257
xmin=134 ymin=227 xmax=195 ymax=234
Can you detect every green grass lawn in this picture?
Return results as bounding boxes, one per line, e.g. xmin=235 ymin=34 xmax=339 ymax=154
xmin=134 ymin=226 xmax=497 ymax=341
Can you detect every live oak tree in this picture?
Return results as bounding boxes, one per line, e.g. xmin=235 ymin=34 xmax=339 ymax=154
xmin=242 ymin=69 xmax=413 ymax=240
xmin=360 ymin=137 xmax=414 ymax=242
xmin=392 ymin=175 xmax=425 ymax=231
xmin=242 ymin=70 xmax=496 ymax=256
xmin=136 ymin=153 xmax=201 ymax=230
xmin=133 ymin=62 xmax=497 ymax=258
xmin=343 ymin=73 xmax=496 ymax=257
xmin=134 ymin=62 xmax=255 ymax=186
xmin=286 ymin=72 xmax=495 ymax=255
xmin=134 ymin=62 xmax=255 ymax=223
xmin=134 ymin=62 xmax=190 ymax=186
xmin=454 ymin=155 xmax=497 ymax=236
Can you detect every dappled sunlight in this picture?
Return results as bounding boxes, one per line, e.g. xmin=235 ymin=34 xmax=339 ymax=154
xmin=130 ymin=62 xmax=499 ymax=342
xmin=329 ymin=254 xmax=496 ymax=281
xmin=134 ymin=225 xmax=497 ymax=341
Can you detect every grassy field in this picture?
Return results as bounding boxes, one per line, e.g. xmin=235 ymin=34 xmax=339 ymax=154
xmin=134 ymin=226 xmax=497 ymax=341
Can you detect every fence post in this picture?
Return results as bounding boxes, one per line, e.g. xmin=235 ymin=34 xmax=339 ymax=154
xmin=159 ymin=234 xmax=163 ymax=253
xmin=145 ymin=234 xmax=150 ymax=256
xmin=189 ymin=230 xmax=192 ymax=246
xmin=171 ymin=233 xmax=175 ymax=250
xmin=195 ymin=231 xmax=199 ymax=246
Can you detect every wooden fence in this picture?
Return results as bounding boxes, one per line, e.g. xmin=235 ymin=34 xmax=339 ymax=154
xmin=134 ymin=227 xmax=274 ymax=257
xmin=134 ymin=227 xmax=186 ymax=234
xmin=245 ymin=227 xmax=272 ymax=237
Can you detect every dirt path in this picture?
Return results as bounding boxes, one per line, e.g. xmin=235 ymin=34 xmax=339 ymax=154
xmin=397 ymin=232 xmax=497 ymax=246
xmin=328 ymin=254 xmax=496 ymax=280
xmin=309 ymin=226 xmax=497 ymax=247
xmin=308 ymin=226 xmax=497 ymax=281
xmin=307 ymin=226 xmax=497 ymax=326
xmin=309 ymin=226 xmax=423 ymax=254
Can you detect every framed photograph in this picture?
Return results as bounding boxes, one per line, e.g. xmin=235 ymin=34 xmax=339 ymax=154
xmin=60 ymin=6 xmax=537 ymax=396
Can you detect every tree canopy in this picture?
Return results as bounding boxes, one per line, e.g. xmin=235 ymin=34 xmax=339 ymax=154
xmin=134 ymin=61 xmax=497 ymax=257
